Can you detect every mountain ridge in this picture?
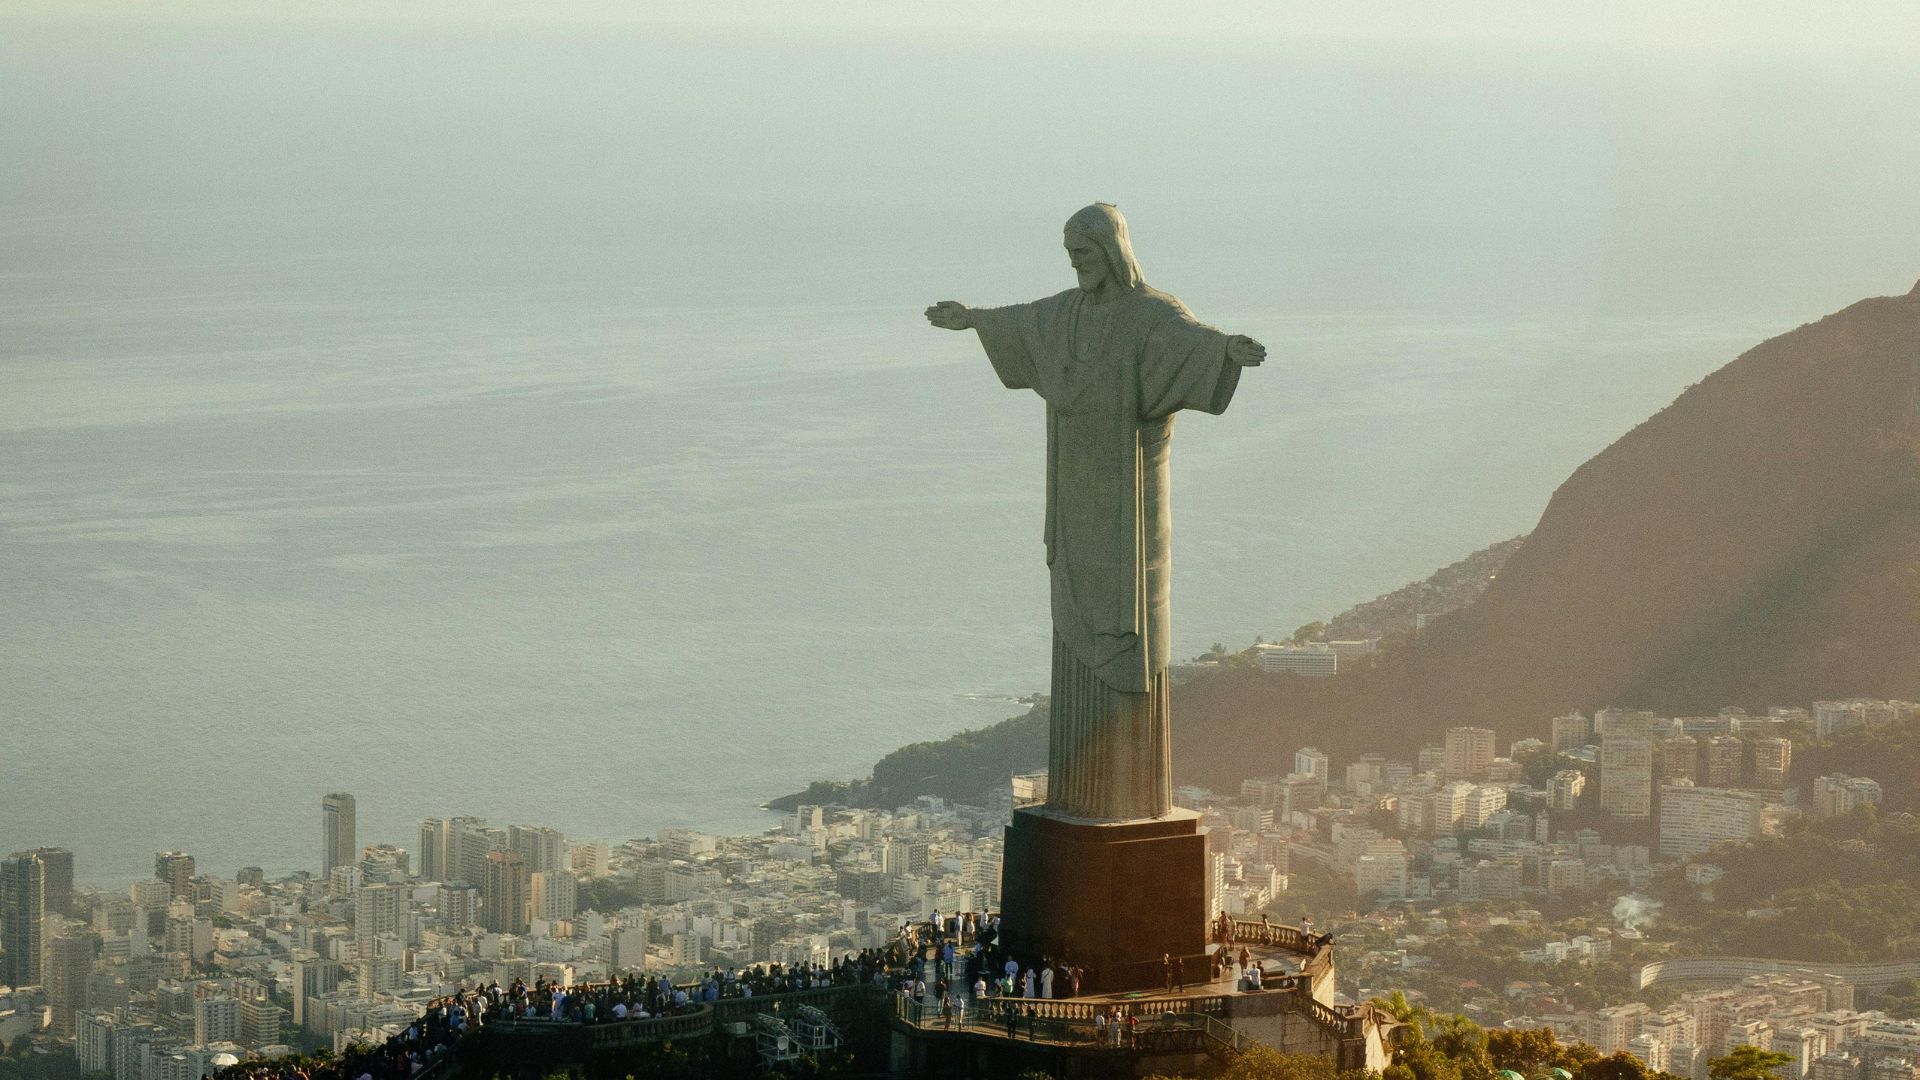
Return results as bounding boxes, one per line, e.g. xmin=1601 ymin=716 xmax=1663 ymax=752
xmin=1173 ymin=282 xmax=1920 ymax=790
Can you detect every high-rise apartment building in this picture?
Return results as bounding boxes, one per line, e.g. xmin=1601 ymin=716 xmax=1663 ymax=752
xmin=1601 ymin=713 xmax=1656 ymax=820
xmin=353 ymin=883 xmax=402 ymax=959
xmin=1705 ymin=736 xmax=1745 ymax=788
xmin=1462 ymin=784 xmax=1508 ymax=829
xmin=1344 ymin=754 xmax=1387 ymax=795
xmin=451 ymin=818 xmax=503 ymax=889
xmin=567 ymin=840 xmax=611 ymax=878
xmin=75 ymin=1012 xmax=117 ymax=1075
xmin=1549 ymin=769 xmax=1587 ymax=810
xmin=1354 ymin=846 xmax=1409 ymax=900
xmin=1657 ymin=735 xmax=1700 ymax=785
xmin=530 ymin=870 xmax=578 ymax=923
xmin=481 ymin=851 xmax=530 ymax=935
xmin=1659 ymin=785 xmax=1763 ymax=859
xmin=291 ymin=952 xmax=337 ymax=1030
xmin=610 ymin=925 xmax=648 ymax=972
xmin=31 ymin=848 xmax=74 ymax=916
xmin=1 ymin=851 xmax=46 ymax=988
xmin=44 ymin=928 xmax=98 ymax=1035
xmin=328 ymin=864 xmax=362 ymax=900
xmin=509 ymin=825 xmax=568 ymax=875
xmin=1429 ymin=781 xmax=1474 ymax=833
xmin=1293 ymin=747 xmax=1329 ymax=781
xmin=1417 ymin=744 xmax=1447 ymax=775
xmin=438 ymin=882 xmax=480 ymax=931
xmin=1443 ymin=726 xmax=1496 ymax=780
xmin=239 ymin=996 xmax=287 ymax=1048
xmin=359 ymin=844 xmax=409 ymax=883
xmin=357 ymin=955 xmax=403 ymax=1000
xmin=1552 ymin=713 xmax=1595 ymax=752
xmin=322 ymin=793 xmax=357 ymax=877
xmin=1751 ymin=738 xmax=1792 ymax=791
xmin=417 ymin=819 xmax=450 ymax=882
xmin=1595 ymin=706 xmax=1657 ymax=736
xmin=881 ymin=840 xmax=930 ymax=877
xmin=154 ymin=852 xmax=195 ymax=900
xmin=193 ymin=996 xmax=241 ymax=1044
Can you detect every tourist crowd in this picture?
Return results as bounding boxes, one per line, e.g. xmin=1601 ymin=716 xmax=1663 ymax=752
xmin=209 ymin=991 xmax=483 ymax=1080
xmin=203 ymin=907 xmax=1328 ymax=1080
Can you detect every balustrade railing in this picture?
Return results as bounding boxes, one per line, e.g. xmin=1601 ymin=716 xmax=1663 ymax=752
xmin=892 ymin=993 xmax=1247 ymax=1058
xmin=485 ymin=983 xmax=882 ymax=1048
xmin=586 ymin=1005 xmax=716 ymax=1047
xmin=710 ymin=982 xmax=878 ymax=1024
xmin=1227 ymin=918 xmax=1332 ymax=955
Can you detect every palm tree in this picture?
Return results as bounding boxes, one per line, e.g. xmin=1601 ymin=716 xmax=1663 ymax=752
xmin=1370 ymin=990 xmax=1437 ymax=1043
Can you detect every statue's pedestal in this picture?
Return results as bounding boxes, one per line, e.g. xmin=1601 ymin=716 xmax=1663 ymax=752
xmin=998 ymin=806 xmax=1208 ymax=994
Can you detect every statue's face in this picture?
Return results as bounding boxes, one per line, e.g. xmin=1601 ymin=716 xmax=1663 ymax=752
xmin=1064 ymin=234 xmax=1109 ymax=294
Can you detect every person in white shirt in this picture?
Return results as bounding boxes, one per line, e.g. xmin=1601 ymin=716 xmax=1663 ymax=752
xmin=1039 ymin=966 xmax=1054 ymax=998
xmin=1022 ymin=968 xmax=1036 ymax=998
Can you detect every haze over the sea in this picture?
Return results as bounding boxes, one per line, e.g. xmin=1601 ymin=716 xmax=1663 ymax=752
xmin=4 ymin=3 xmax=1918 ymax=884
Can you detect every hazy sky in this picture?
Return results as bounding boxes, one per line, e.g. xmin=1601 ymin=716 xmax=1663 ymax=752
xmin=5 ymin=0 xmax=1918 ymax=880
xmin=11 ymin=0 xmax=1920 ymax=54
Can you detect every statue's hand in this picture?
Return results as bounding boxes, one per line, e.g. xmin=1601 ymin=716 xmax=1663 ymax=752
xmin=925 ymin=301 xmax=973 ymax=331
xmin=1227 ymin=335 xmax=1266 ymax=367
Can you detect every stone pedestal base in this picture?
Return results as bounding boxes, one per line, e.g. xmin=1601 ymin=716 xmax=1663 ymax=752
xmin=998 ymin=807 xmax=1208 ymax=994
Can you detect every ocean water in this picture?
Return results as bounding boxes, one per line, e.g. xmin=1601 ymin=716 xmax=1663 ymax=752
xmin=3 ymin=16 xmax=1915 ymax=885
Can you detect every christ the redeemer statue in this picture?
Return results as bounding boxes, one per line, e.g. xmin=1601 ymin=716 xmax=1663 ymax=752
xmin=926 ymin=203 xmax=1265 ymax=822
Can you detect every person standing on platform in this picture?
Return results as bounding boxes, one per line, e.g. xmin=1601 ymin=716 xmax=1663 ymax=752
xmin=1162 ymin=953 xmax=1175 ymax=993
xmin=1039 ymin=964 xmax=1054 ymax=998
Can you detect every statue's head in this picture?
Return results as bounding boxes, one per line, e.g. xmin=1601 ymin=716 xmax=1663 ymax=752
xmin=1063 ymin=202 xmax=1144 ymax=295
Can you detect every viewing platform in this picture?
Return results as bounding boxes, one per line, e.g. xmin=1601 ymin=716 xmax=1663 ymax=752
xmin=884 ymin=919 xmax=1387 ymax=1077
xmin=447 ymin=918 xmax=1388 ymax=1078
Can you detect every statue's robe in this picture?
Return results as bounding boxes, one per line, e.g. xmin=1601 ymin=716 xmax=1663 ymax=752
xmin=972 ymin=285 xmax=1241 ymax=820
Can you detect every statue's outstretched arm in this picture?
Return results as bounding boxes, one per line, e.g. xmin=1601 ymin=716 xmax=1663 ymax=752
xmin=1225 ymin=335 xmax=1266 ymax=367
xmin=925 ymin=301 xmax=974 ymax=331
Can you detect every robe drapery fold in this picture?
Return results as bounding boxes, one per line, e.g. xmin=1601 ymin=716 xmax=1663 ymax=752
xmin=973 ymin=285 xmax=1241 ymax=820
